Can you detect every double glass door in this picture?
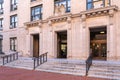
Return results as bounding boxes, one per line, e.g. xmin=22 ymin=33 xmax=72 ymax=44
xmin=91 ymin=41 xmax=107 ymax=60
xmin=90 ymin=27 xmax=107 ymax=60
xmin=57 ymin=31 xmax=67 ymax=58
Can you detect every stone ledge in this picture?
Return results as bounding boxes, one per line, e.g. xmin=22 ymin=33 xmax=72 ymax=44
xmin=24 ymin=20 xmax=42 ymax=29
xmin=48 ymin=13 xmax=72 ymax=23
xmin=81 ymin=5 xmax=118 ymax=18
xmin=24 ymin=5 xmax=119 ymax=28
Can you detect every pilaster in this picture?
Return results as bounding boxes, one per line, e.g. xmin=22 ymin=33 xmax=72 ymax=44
xmin=107 ymin=9 xmax=117 ymax=61
xmin=81 ymin=14 xmax=88 ymax=60
xmin=67 ymin=16 xmax=72 ymax=59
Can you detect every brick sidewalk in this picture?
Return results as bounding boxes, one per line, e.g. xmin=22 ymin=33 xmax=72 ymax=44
xmin=0 ymin=66 xmax=109 ymax=80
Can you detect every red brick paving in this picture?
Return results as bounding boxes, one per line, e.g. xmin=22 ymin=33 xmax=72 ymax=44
xmin=0 ymin=66 xmax=110 ymax=80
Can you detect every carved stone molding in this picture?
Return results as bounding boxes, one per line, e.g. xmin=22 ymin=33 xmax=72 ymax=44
xmin=24 ymin=20 xmax=42 ymax=29
xmin=48 ymin=20 xmax=52 ymax=26
xmin=109 ymin=9 xmax=114 ymax=17
xmin=49 ymin=13 xmax=72 ymax=23
xmin=81 ymin=14 xmax=86 ymax=22
xmin=60 ymin=4 xmax=66 ymax=15
xmin=47 ymin=20 xmax=52 ymax=32
xmin=67 ymin=16 xmax=72 ymax=30
xmin=54 ymin=5 xmax=60 ymax=16
xmin=54 ymin=4 xmax=66 ymax=16
xmin=67 ymin=16 xmax=72 ymax=23
xmin=109 ymin=14 xmax=114 ymax=25
xmin=51 ymin=17 xmax=67 ymax=23
xmin=38 ymin=22 xmax=42 ymax=28
xmin=24 ymin=5 xmax=119 ymax=30
xmin=81 ymin=5 xmax=118 ymax=18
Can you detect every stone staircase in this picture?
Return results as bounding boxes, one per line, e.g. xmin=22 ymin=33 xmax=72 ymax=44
xmin=3 ymin=57 xmax=34 ymax=70
xmin=36 ymin=59 xmax=86 ymax=76
xmin=1 ymin=56 xmax=120 ymax=80
xmin=0 ymin=54 xmax=5 ymax=65
xmin=88 ymin=60 xmax=120 ymax=80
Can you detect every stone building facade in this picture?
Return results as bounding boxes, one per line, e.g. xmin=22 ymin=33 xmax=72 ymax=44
xmin=0 ymin=0 xmax=120 ymax=61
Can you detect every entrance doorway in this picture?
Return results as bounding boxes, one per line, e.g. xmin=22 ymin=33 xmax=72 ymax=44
xmin=90 ymin=27 xmax=107 ymax=60
xmin=33 ymin=34 xmax=39 ymax=57
xmin=57 ymin=31 xmax=67 ymax=58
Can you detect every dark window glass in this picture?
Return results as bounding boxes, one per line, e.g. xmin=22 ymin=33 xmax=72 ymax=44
xmin=0 ymin=18 xmax=3 ymax=30
xmin=31 ymin=5 xmax=42 ymax=21
xmin=10 ymin=15 xmax=17 ymax=29
xmin=87 ymin=0 xmax=111 ymax=10
xmin=10 ymin=37 xmax=17 ymax=51
xmin=31 ymin=0 xmax=36 ymax=2
xmin=0 ymin=0 xmax=3 ymax=14
xmin=11 ymin=0 xmax=18 ymax=11
xmin=0 ymin=38 xmax=2 ymax=52
xmin=55 ymin=0 xmax=71 ymax=12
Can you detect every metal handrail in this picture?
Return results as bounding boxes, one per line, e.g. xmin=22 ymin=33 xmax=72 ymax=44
xmin=1 ymin=52 xmax=18 ymax=65
xmin=33 ymin=52 xmax=48 ymax=70
xmin=86 ymin=54 xmax=93 ymax=76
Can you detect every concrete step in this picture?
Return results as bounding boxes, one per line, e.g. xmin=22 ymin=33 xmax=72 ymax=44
xmin=4 ymin=57 xmax=34 ymax=70
xmin=0 ymin=59 xmax=2 ymax=65
xmin=36 ymin=68 xmax=85 ymax=76
xmin=88 ymin=71 xmax=120 ymax=80
xmin=36 ymin=59 xmax=86 ymax=76
xmin=88 ymin=60 xmax=120 ymax=80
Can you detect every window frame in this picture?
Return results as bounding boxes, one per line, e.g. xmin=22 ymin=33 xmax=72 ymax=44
xmin=0 ymin=0 xmax=3 ymax=14
xmin=86 ymin=0 xmax=111 ymax=10
xmin=10 ymin=37 xmax=17 ymax=51
xmin=31 ymin=0 xmax=36 ymax=2
xmin=31 ymin=5 xmax=42 ymax=21
xmin=10 ymin=14 xmax=17 ymax=29
xmin=0 ymin=18 xmax=3 ymax=30
xmin=10 ymin=0 xmax=18 ymax=11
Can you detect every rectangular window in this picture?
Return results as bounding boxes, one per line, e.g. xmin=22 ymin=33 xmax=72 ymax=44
xmin=31 ymin=5 xmax=42 ymax=21
xmin=10 ymin=0 xmax=18 ymax=11
xmin=87 ymin=0 xmax=111 ymax=10
xmin=55 ymin=0 xmax=71 ymax=12
xmin=10 ymin=15 xmax=17 ymax=29
xmin=0 ymin=0 xmax=3 ymax=14
xmin=10 ymin=37 xmax=17 ymax=51
xmin=0 ymin=39 xmax=2 ymax=52
xmin=0 ymin=18 xmax=3 ymax=30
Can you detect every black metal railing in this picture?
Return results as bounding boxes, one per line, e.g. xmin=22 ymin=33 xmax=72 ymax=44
xmin=86 ymin=54 xmax=93 ymax=76
xmin=33 ymin=52 xmax=48 ymax=70
xmin=1 ymin=52 xmax=18 ymax=65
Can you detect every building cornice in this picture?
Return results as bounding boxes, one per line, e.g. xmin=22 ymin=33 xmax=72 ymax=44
xmin=80 ymin=5 xmax=118 ymax=18
xmin=48 ymin=13 xmax=72 ymax=23
xmin=24 ymin=20 xmax=42 ymax=29
xmin=24 ymin=5 xmax=119 ymax=28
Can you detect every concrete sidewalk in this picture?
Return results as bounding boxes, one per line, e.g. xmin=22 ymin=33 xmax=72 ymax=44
xmin=0 ymin=66 xmax=109 ymax=80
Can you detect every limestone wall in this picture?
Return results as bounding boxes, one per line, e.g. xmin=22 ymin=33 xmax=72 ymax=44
xmin=1 ymin=0 xmax=120 ymax=61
